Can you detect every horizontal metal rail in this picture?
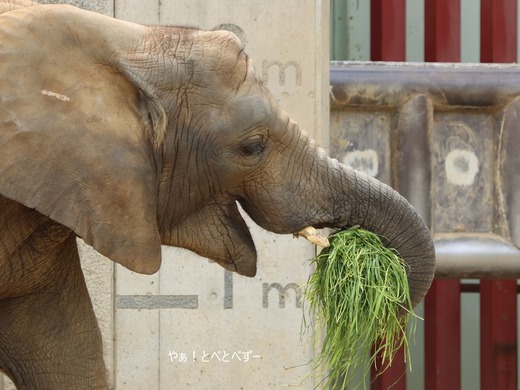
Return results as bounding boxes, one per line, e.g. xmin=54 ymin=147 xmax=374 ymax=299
xmin=331 ymin=61 xmax=520 ymax=108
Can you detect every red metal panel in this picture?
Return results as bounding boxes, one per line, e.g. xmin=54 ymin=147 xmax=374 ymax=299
xmin=371 ymin=344 xmax=406 ymax=390
xmin=424 ymin=280 xmax=461 ymax=390
xmin=424 ymin=0 xmax=461 ymax=62
xmin=370 ymin=0 xmax=406 ymax=61
xmin=370 ymin=1 xmax=406 ymax=386
xmin=481 ymin=0 xmax=518 ymax=63
xmin=480 ymin=281 xmax=517 ymax=390
xmin=424 ymin=2 xmax=461 ymax=389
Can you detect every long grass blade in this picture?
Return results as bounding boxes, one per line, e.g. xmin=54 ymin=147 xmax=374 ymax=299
xmin=301 ymin=227 xmax=419 ymax=389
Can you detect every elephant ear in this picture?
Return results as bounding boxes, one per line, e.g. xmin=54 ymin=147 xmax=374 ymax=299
xmin=0 ymin=0 xmax=36 ymax=14
xmin=0 ymin=9 xmax=163 ymax=274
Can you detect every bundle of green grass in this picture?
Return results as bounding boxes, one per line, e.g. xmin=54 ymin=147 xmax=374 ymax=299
xmin=302 ymin=226 xmax=416 ymax=389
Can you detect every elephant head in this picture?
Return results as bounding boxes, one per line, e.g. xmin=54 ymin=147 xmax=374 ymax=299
xmin=0 ymin=5 xmax=435 ymax=307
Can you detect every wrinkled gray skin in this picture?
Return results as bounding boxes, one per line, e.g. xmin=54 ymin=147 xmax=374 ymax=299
xmin=0 ymin=3 xmax=436 ymax=389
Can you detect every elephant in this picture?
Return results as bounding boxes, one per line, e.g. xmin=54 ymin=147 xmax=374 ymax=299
xmin=0 ymin=2 xmax=436 ymax=389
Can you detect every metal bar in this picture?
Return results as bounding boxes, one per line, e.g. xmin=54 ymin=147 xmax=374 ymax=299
xmin=371 ymin=344 xmax=406 ymax=390
xmin=395 ymin=94 xmax=433 ymax=223
xmin=434 ymin=235 xmax=520 ymax=279
xmin=480 ymin=280 xmax=518 ymax=390
xmin=390 ymin=91 xmax=430 ymax=390
xmin=424 ymin=9 xmax=461 ymax=389
xmin=370 ymin=0 xmax=406 ymax=61
xmin=460 ymin=283 xmax=520 ymax=294
xmin=330 ymin=62 xmax=520 ymax=108
xmin=425 ymin=0 xmax=461 ymax=62
xmin=370 ymin=0 xmax=382 ymax=61
xmin=368 ymin=5 xmax=405 ymax=385
xmin=369 ymin=4 xmax=406 ymax=382
xmin=481 ymin=0 xmax=518 ymax=63
xmin=425 ymin=280 xmax=461 ymax=390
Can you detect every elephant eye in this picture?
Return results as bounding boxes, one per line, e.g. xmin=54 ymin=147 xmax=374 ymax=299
xmin=239 ymin=138 xmax=266 ymax=157
xmin=240 ymin=142 xmax=264 ymax=156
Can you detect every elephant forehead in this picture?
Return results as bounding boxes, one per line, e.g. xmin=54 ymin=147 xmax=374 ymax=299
xmin=229 ymin=94 xmax=273 ymax=129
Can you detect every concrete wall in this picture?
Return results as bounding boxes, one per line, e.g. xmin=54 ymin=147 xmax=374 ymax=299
xmin=1 ymin=1 xmax=329 ymax=389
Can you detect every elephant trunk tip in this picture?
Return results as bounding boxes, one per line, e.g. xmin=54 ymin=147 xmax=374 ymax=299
xmin=329 ymin=167 xmax=436 ymax=309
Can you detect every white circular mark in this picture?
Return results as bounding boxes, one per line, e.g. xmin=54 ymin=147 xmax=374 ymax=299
xmin=343 ymin=149 xmax=379 ymax=177
xmin=445 ymin=149 xmax=479 ymax=186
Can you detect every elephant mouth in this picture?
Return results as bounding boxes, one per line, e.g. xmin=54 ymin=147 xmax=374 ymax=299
xmin=166 ymin=199 xmax=329 ymax=277
xmin=164 ymin=201 xmax=259 ymax=277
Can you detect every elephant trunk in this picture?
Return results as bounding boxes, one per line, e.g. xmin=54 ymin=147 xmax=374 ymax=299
xmin=239 ymin=114 xmax=435 ymax=307
xmin=322 ymin=160 xmax=436 ymax=308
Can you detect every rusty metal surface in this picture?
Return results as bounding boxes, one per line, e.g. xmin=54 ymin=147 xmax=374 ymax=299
xmin=331 ymin=61 xmax=520 ymax=108
xmin=330 ymin=61 xmax=520 ymax=279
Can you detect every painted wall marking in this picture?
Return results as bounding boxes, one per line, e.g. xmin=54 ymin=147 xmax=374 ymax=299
xmin=116 ymin=295 xmax=198 ymax=309
xmin=262 ymin=282 xmax=302 ymax=308
xmin=117 ymin=272 xmax=302 ymax=310
xmin=445 ymin=148 xmax=479 ymax=186
xmin=224 ymin=270 xmax=233 ymax=309
xmin=343 ymin=149 xmax=379 ymax=177
xmin=262 ymin=60 xmax=302 ymax=87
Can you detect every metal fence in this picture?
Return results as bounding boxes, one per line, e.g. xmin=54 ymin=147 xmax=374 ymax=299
xmin=331 ymin=1 xmax=520 ymax=389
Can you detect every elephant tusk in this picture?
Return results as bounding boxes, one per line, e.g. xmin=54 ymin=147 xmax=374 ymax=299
xmin=296 ymin=226 xmax=330 ymax=248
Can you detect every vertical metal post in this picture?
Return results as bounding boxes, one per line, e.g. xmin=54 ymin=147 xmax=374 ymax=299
xmin=424 ymin=0 xmax=461 ymax=62
xmin=371 ymin=344 xmax=407 ymax=390
xmin=480 ymin=281 xmax=517 ymax=390
xmin=370 ymin=0 xmax=406 ymax=61
xmin=369 ymin=1 xmax=406 ymax=387
xmin=424 ymin=1 xmax=461 ymax=389
xmin=480 ymin=0 xmax=518 ymax=63
xmin=424 ymin=281 xmax=461 ymax=390
xmin=480 ymin=2 xmax=518 ymax=389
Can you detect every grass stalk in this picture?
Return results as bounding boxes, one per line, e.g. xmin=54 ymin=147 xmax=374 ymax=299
xmin=301 ymin=227 xmax=418 ymax=389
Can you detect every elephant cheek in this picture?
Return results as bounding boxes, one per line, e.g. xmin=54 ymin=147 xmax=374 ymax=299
xmin=213 ymin=242 xmax=257 ymax=277
xmin=161 ymin=202 xmax=258 ymax=276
